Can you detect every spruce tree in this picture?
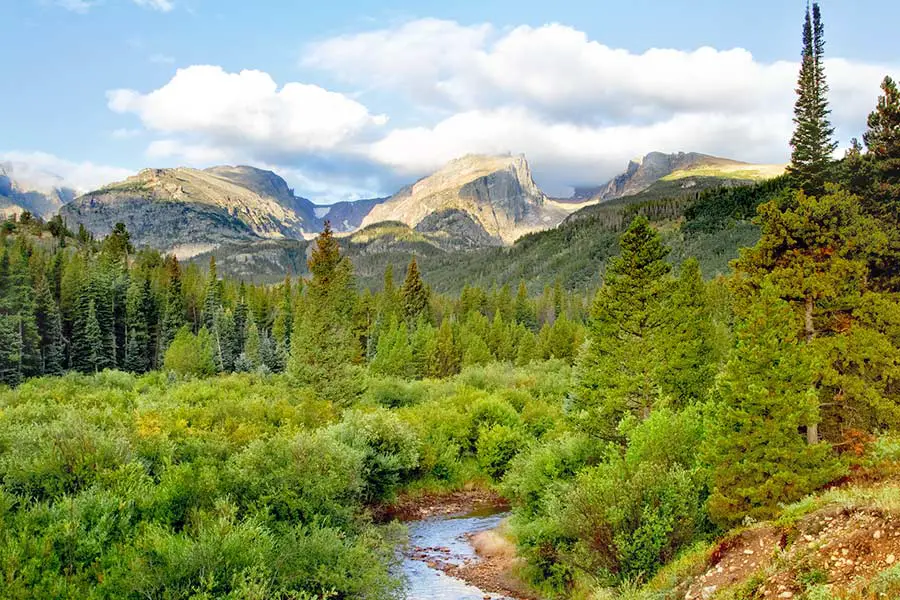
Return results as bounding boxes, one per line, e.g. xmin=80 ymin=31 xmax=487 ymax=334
xmin=84 ymin=299 xmax=105 ymax=373
xmin=572 ymin=217 xmax=672 ymax=441
xmin=400 ymin=256 xmax=430 ymax=325
xmin=513 ymin=281 xmax=537 ymax=331
xmin=202 ymin=256 xmax=221 ymax=331
xmin=733 ymin=187 xmax=889 ymax=442
xmin=288 ymin=222 xmax=361 ymax=402
xmin=859 ymin=76 xmax=900 ymax=291
xmin=658 ymin=259 xmax=720 ymax=406
xmin=34 ymin=276 xmax=64 ymax=376
xmin=703 ymin=285 xmax=839 ymax=525
xmin=428 ymin=318 xmax=461 ymax=378
xmin=159 ymin=255 xmax=186 ymax=353
xmin=124 ymin=277 xmax=151 ymax=373
xmin=244 ymin=320 xmax=261 ymax=368
xmin=788 ymin=2 xmax=837 ymax=195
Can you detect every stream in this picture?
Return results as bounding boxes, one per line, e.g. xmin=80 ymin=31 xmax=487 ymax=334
xmin=402 ymin=506 xmax=514 ymax=599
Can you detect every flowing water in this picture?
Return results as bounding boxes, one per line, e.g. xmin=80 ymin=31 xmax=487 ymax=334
xmin=402 ymin=506 xmax=514 ymax=599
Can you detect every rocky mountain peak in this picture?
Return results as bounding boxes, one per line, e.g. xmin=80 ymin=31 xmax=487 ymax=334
xmin=360 ymin=153 xmax=565 ymax=244
xmin=574 ymin=151 xmax=751 ymax=203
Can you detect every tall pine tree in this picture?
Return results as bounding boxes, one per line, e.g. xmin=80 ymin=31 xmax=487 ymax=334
xmin=788 ymin=2 xmax=837 ymax=195
xmin=572 ymin=217 xmax=672 ymax=441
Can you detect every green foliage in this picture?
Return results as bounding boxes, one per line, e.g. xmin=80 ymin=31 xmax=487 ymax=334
xmin=702 ymin=285 xmax=842 ymax=525
xmin=164 ymin=326 xmax=217 ymax=377
xmin=476 ymin=423 xmax=526 ymax=480
xmin=327 ymin=408 xmax=420 ymax=503
xmin=788 ymin=2 xmax=837 ymax=195
xmin=573 ymin=216 xmax=673 ymax=440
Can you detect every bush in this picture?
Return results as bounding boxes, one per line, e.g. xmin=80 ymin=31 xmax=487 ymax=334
xmin=164 ymin=326 xmax=217 ymax=377
xmin=476 ymin=423 xmax=526 ymax=480
xmin=559 ymin=459 xmax=706 ymax=581
xmin=327 ymin=409 xmax=420 ymax=502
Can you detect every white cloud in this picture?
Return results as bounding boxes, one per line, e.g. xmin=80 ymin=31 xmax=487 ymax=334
xmin=108 ymin=65 xmax=388 ymax=155
xmin=0 ymin=151 xmax=132 ymax=194
xmin=133 ymin=0 xmax=174 ymax=12
xmin=369 ymin=107 xmax=793 ymax=195
xmin=305 ymin=20 xmax=890 ymax=125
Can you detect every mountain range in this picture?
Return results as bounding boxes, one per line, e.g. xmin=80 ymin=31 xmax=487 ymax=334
xmin=9 ymin=151 xmax=784 ymax=280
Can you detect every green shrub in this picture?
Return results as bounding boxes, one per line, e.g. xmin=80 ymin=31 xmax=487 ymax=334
xmin=164 ymin=326 xmax=217 ymax=377
xmin=364 ymin=376 xmax=428 ymax=408
xmin=226 ymin=430 xmax=364 ymax=526
xmin=476 ymin=423 xmax=526 ymax=480
xmin=559 ymin=460 xmax=706 ymax=581
xmin=327 ymin=408 xmax=420 ymax=502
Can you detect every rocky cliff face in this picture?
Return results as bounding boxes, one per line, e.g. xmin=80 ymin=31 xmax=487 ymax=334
xmin=60 ymin=166 xmax=323 ymax=256
xmin=0 ymin=162 xmax=75 ymax=219
xmin=361 ymin=154 xmax=576 ymax=244
xmin=573 ymin=152 xmax=750 ymax=203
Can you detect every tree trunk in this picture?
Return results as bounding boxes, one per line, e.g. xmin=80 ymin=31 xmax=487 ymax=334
xmin=807 ymin=422 xmax=819 ymax=445
xmin=804 ymin=296 xmax=816 ymax=341
xmin=804 ymin=295 xmax=820 ymax=445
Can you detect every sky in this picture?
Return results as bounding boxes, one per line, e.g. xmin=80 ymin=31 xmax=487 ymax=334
xmin=2 ymin=0 xmax=899 ymax=203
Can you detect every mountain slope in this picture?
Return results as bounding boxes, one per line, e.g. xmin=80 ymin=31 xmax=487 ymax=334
xmin=60 ymin=166 xmax=323 ymax=256
xmin=0 ymin=162 xmax=75 ymax=219
xmin=361 ymin=154 xmax=583 ymax=244
xmin=572 ymin=151 xmax=784 ymax=203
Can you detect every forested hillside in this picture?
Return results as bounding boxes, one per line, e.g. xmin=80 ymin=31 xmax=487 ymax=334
xmin=2 ymin=3 xmax=900 ymax=600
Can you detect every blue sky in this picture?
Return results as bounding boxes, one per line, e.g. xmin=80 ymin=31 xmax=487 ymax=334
xmin=2 ymin=0 xmax=899 ymax=202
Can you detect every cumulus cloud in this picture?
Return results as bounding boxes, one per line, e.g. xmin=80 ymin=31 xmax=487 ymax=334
xmin=369 ymin=107 xmax=793 ymax=194
xmin=1 ymin=151 xmax=133 ymax=194
xmin=305 ymin=20 xmax=889 ymax=126
xmin=108 ymin=65 xmax=388 ymax=155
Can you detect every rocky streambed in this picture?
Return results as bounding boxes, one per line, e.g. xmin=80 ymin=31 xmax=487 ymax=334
xmin=398 ymin=493 xmax=535 ymax=600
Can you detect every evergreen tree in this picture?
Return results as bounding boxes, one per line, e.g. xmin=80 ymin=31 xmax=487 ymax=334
xmin=244 ymin=320 xmax=261 ymax=368
xmin=124 ymin=277 xmax=151 ymax=373
xmin=733 ymin=187 xmax=888 ymax=443
xmin=83 ymin=299 xmax=105 ymax=373
xmin=788 ymin=2 xmax=837 ymax=195
xmin=515 ymin=328 xmax=538 ymax=366
xmin=513 ymin=281 xmax=537 ymax=330
xmin=1 ymin=246 xmax=41 ymax=380
xmin=703 ymin=285 xmax=839 ymax=525
xmin=371 ymin=317 xmax=412 ymax=377
xmin=270 ymin=276 xmax=292 ymax=350
xmin=33 ymin=276 xmax=64 ymax=376
xmin=289 ymin=222 xmax=362 ymax=403
xmin=859 ymin=76 xmax=900 ymax=291
xmin=212 ymin=308 xmax=238 ymax=372
xmin=428 ymin=319 xmax=461 ymax=378
xmin=572 ymin=217 xmax=673 ymax=441
xmin=658 ymin=259 xmax=720 ymax=406
xmin=159 ymin=256 xmax=185 ymax=354
xmin=400 ymin=256 xmax=430 ymax=325
xmin=202 ymin=256 xmax=221 ymax=331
